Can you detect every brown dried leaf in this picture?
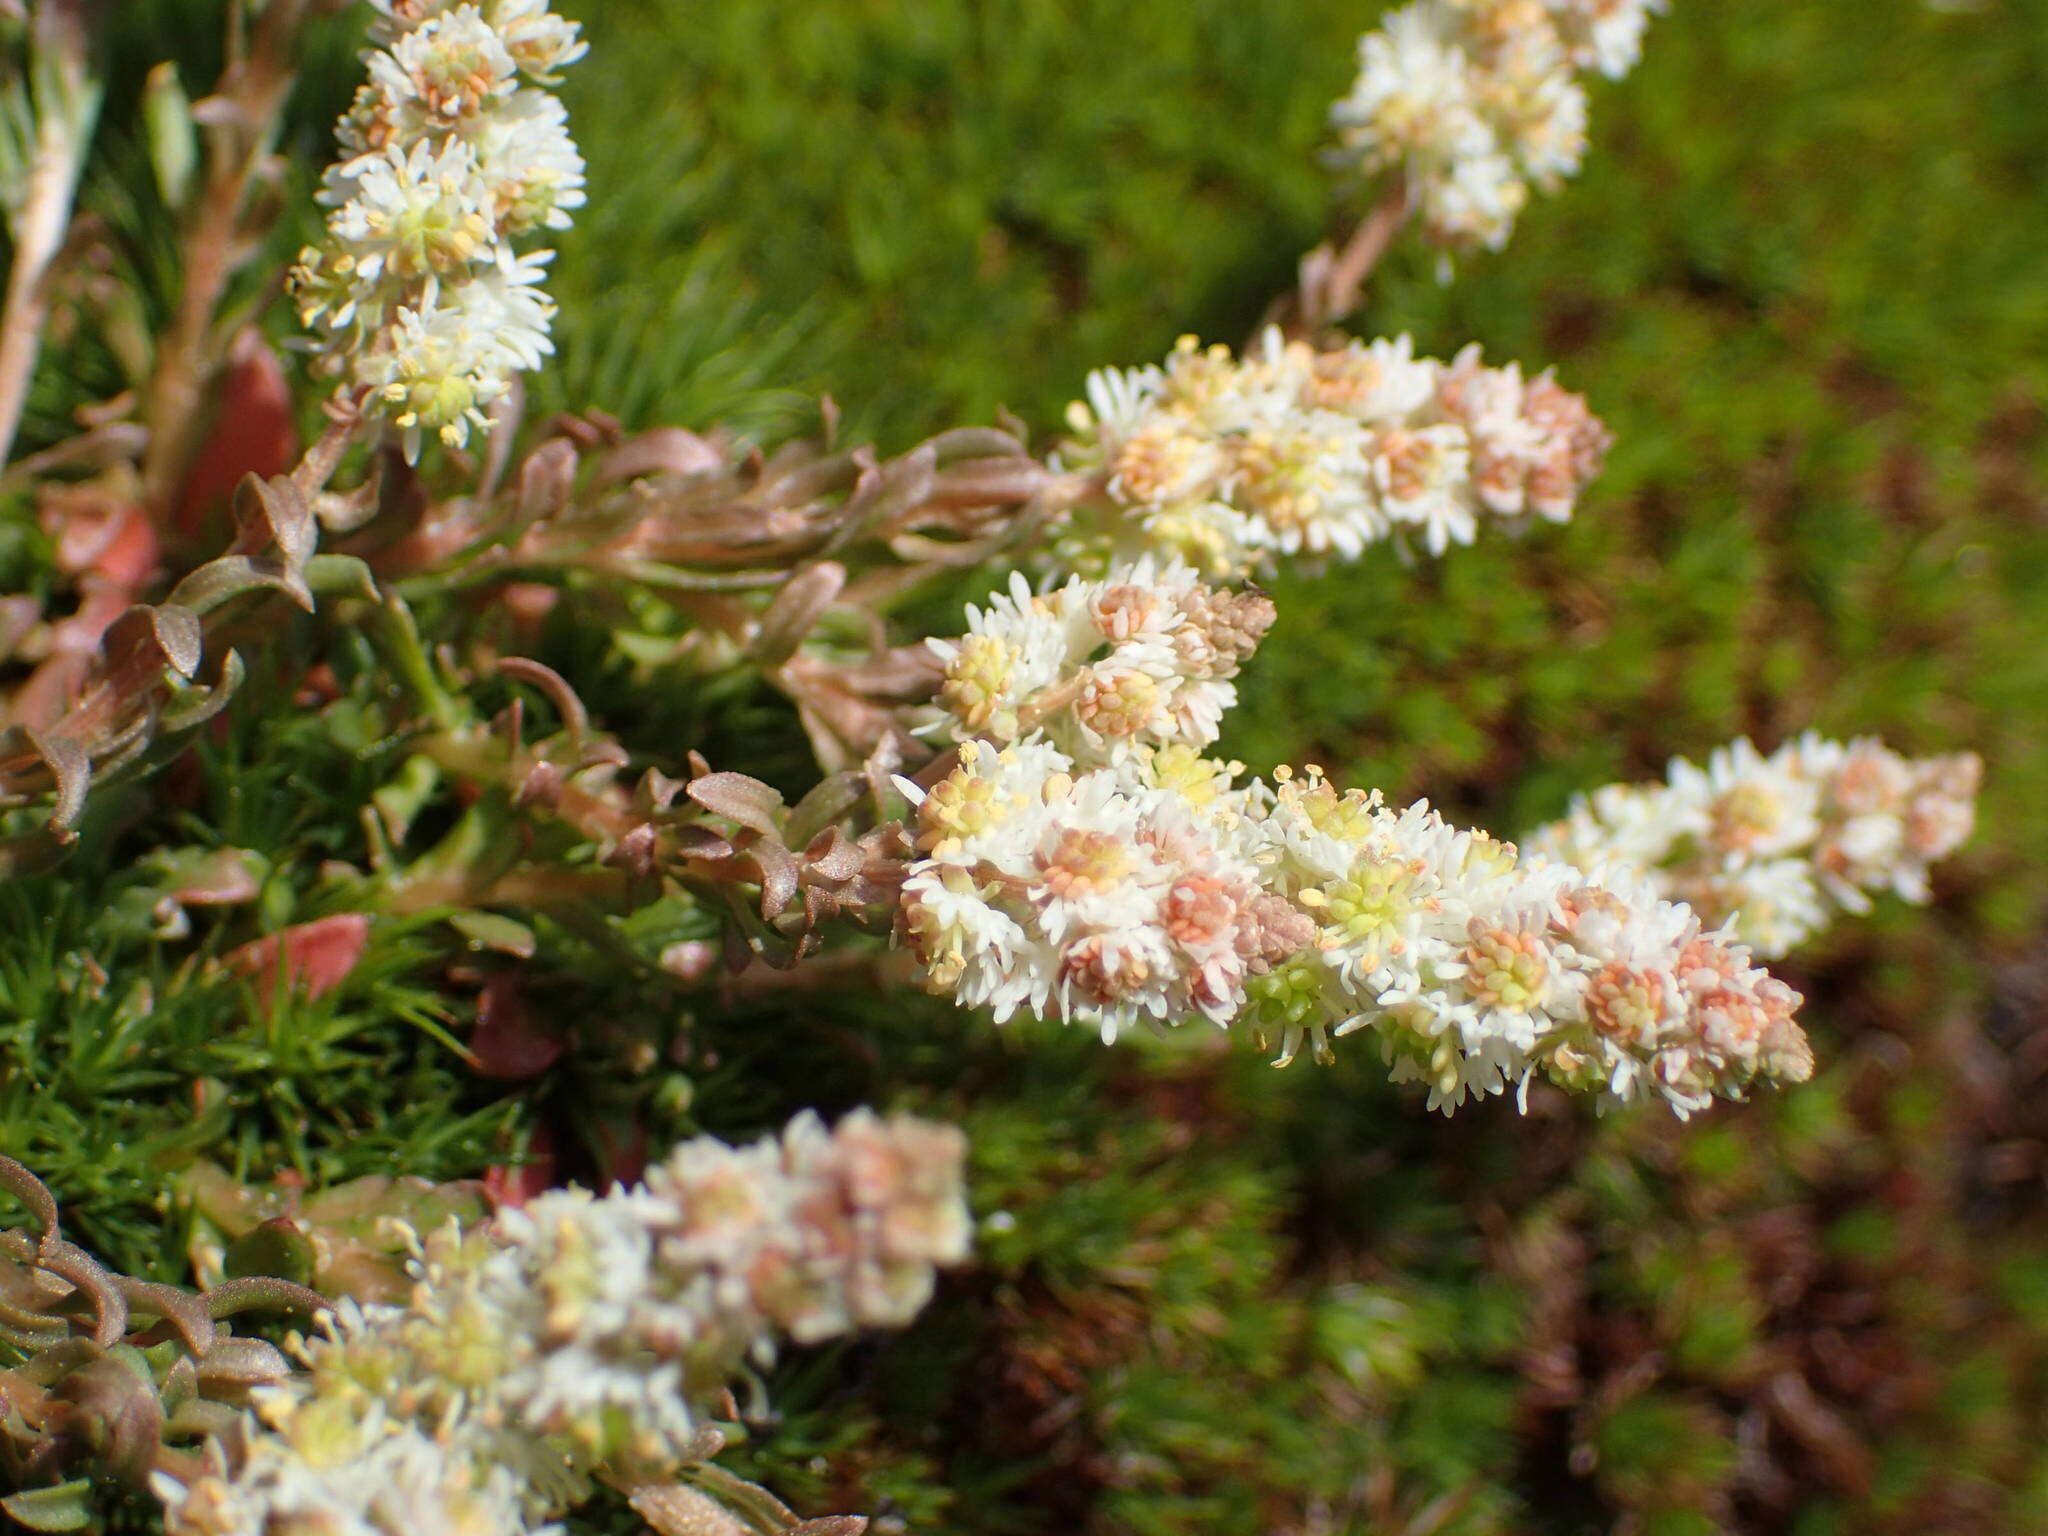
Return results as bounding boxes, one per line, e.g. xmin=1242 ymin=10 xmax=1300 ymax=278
xmin=231 ymin=473 xmax=314 ymax=568
xmin=753 ymin=561 xmax=846 ymax=668
xmin=838 ymin=444 xmax=937 ymax=542
xmin=800 ymin=827 xmax=867 ymax=885
xmin=167 ymin=553 xmax=312 ymax=616
xmin=596 ymin=426 xmax=725 ymax=485
xmin=146 ymin=605 xmax=203 ymax=679
xmin=670 ymin=824 xmax=736 ymax=861
xmin=606 ymin=824 xmax=660 ymax=877
xmin=194 ymin=1336 xmax=294 ymax=1398
xmin=22 ymin=729 xmax=90 ymax=835
xmin=115 ymin=1279 xmax=214 ymax=1357
xmin=0 ymin=1156 xmax=60 ymax=1259
xmin=202 ymin=1276 xmax=329 ymax=1323
xmin=754 ymin=837 xmax=799 ymax=922
xmin=687 ymin=772 xmax=785 ymax=836
xmin=628 ymin=1483 xmax=749 ymax=1536
xmin=516 ymin=438 xmax=580 ymax=523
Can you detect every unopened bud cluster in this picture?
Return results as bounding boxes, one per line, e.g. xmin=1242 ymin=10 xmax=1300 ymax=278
xmin=292 ymin=0 xmax=586 ymax=459
xmin=1528 ymin=734 xmax=1982 ymax=956
xmin=902 ymin=561 xmax=1819 ymax=1118
xmin=153 ymin=1112 xmax=971 ymax=1534
xmin=1333 ymin=0 xmax=1666 ymax=250
xmin=1053 ymin=329 xmax=1608 ymax=580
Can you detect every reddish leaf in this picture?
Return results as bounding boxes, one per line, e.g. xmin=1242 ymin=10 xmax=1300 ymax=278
xmin=225 ymin=914 xmax=370 ymax=1004
xmin=173 ymin=330 xmax=299 ymax=541
xmin=483 ymin=1123 xmax=558 ymax=1210
xmin=469 ymin=972 xmax=562 ymax=1080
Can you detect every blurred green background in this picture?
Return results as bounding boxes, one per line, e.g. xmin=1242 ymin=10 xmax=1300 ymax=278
xmin=12 ymin=0 xmax=2048 ymax=1531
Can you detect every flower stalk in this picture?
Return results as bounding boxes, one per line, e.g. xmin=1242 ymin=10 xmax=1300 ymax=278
xmin=0 ymin=0 xmax=99 ymax=469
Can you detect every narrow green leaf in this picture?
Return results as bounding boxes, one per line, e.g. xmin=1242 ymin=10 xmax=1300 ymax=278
xmin=1 ymin=1479 xmax=95 ymax=1532
xmin=142 ymin=62 xmax=194 ymax=209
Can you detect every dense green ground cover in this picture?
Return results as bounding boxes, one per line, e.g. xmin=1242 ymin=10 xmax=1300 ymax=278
xmin=7 ymin=0 xmax=2048 ymax=1530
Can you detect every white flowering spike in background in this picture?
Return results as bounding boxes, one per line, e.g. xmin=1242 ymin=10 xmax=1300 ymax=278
xmin=1332 ymin=0 xmax=1666 ymax=252
xmin=292 ymin=0 xmax=586 ymax=458
xmin=1052 ymin=329 xmax=1610 ymax=580
xmin=153 ymin=1111 xmax=970 ymax=1534
xmin=1527 ymin=734 xmax=1982 ymax=957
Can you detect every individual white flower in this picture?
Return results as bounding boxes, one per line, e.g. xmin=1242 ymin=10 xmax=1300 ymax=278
xmin=1481 ymin=34 xmax=1589 ymax=186
xmin=1296 ymin=333 xmax=1439 ymax=421
xmin=370 ymin=5 xmax=520 ymax=128
xmin=322 ymin=138 xmax=495 ymax=288
xmin=1681 ymin=858 xmax=1829 ymax=959
xmin=1370 ymin=420 xmax=1475 ymax=554
xmin=1333 ymin=3 xmax=1493 ymax=178
xmin=353 ymin=292 xmax=514 ymax=459
xmin=463 ymin=87 xmax=587 ymax=234
xmin=370 ymin=0 xmax=587 ymax=79
xmin=1416 ymin=140 xmax=1527 ymax=249
xmin=1070 ymin=361 xmax=1164 ymax=443
xmin=1547 ymin=0 xmax=1668 ymax=78
xmin=1231 ymin=410 xmax=1388 ymax=558
xmin=366 ymin=0 xmax=464 ymax=44
xmin=482 ymin=0 xmax=589 ymax=80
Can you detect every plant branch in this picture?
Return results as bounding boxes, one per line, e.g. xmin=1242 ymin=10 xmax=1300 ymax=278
xmin=138 ymin=0 xmax=309 ymax=516
xmin=0 ymin=0 xmax=98 ymax=469
xmin=1265 ymin=176 xmax=1411 ymax=342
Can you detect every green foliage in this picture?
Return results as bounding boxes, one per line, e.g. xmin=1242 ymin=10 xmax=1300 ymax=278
xmin=5 ymin=0 xmax=2048 ymax=1532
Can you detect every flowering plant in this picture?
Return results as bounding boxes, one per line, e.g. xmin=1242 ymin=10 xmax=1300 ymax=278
xmin=0 ymin=2 xmax=1991 ymax=1532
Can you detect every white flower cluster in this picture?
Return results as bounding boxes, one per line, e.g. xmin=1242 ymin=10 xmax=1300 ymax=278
xmin=1053 ymin=330 xmax=1609 ymax=581
xmin=929 ymin=561 xmax=1276 ymax=763
xmin=156 ymin=1413 xmax=540 ymax=1536
xmin=292 ymin=0 xmax=586 ymax=459
xmin=1332 ymin=0 xmax=1666 ymax=250
xmin=901 ymin=564 xmax=1810 ymax=1117
xmin=153 ymin=1111 xmax=971 ymax=1535
xmin=1527 ymin=734 xmax=1982 ymax=957
xmin=1243 ymin=767 xmax=1809 ymax=1115
xmin=899 ymin=738 xmax=1311 ymax=1044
